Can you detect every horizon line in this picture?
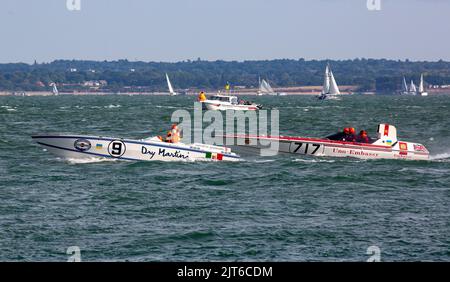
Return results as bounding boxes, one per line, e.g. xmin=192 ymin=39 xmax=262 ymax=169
xmin=2 ymin=57 xmax=450 ymax=65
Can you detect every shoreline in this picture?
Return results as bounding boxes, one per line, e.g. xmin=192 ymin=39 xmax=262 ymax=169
xmin=1 ymin=88 xmax=449 ymax=97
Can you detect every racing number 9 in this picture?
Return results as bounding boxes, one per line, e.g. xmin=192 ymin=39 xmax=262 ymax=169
xmin=108 ymin=140 xmax=126 ymax=157
xmin=111 ymin=142 xmax=122 ymax=155
xmin=291 ymin=142 xmax=321 ymax=155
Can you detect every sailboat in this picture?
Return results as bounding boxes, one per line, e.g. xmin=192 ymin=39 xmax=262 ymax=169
xmin=318 ymin=64 xmax=340 ymax=100
xmin=418 ymin=74 xmax=428 ymax=96
xmin=51 ymin=83 xmax=59 ymax=96
xmin=399 ymin=77 xmax=417 ymax=95
xmin=409 ymin=80 xmax=417 ymax=95
xmin=401 ymin=77 xmax=409 ymax=95
xmin=166 ymin=73 xmax=177 ymax=96
xmin=257 ymin=78 xmax=276 ymax=96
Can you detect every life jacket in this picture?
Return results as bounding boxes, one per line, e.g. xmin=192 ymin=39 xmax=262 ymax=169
xmin=166 ymin=131 xmax=173 ymax=143
xmin=198 ymin=93 xmax=206 ymax=101
xmin=171 ymin=128 xmax=180 ymax=143
xmin=357 ymin=135 xmax=369 ymax=143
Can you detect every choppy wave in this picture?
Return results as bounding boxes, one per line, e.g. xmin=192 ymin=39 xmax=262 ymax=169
xmin=1 ymin=105 xmax=17 ymax=111
xmin=2 ymin=94 xmax=450 ymax=262
xmin=105 ymin=104 xmax=121 ymax=108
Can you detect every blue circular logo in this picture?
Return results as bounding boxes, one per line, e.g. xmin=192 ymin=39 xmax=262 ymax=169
xmin=74 ymin=139 xmax=91 ymax=151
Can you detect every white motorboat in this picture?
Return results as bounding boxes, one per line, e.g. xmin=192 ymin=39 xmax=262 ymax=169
xmin=32 ymin=135 xmax=240 ymax=162
xmin=318 ymin=64 xmax=341 ymax=100
xmin=200 ymin=94 xmax=262 ymax=111
xmin=226 ymin=124 xmax=429 ymax=161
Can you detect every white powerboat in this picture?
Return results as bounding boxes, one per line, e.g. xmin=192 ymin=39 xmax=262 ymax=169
xmin=201 ymin=94 xmax=262 ymax=111
xmin=226 ymin=124 xmax=429 ymax=161
xmin=318 ymin=64 xmax=341 ymax=100
xmin=32 ymin=135 xmax=240 ymax=162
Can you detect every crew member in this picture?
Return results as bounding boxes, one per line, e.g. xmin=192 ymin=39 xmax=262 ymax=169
xmin=345 ymin=127 xmax=356 ymax=142
xmin=356 ymin=130 xmax=370 ymax=143
xmin=198 ymin=91 xmax=207 ymax=102
xmin=326 ymin=127 xmax=350 ymax=141
xmin=166 ymin=123 xmax=181 ymax=143
xmin=342 ymin=127 xmax=350 ymax=141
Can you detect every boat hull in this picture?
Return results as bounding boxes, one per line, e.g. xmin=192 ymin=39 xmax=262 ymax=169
xmin=318 ymin=94 xmax=341 ymax=100
xmin=227 ymin=135 xmax=429 ymax=161
xmin=32 ymin=135 xmax=240 ymax=162
xmin=202 ymin=101 xmax=260 ymax=111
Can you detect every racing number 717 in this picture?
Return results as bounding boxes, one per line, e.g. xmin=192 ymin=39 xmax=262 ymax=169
xmin=291 ymin=142 xmax=321 ymax=155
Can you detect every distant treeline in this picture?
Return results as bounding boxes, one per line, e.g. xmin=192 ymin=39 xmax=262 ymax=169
xmin=1 ymin=59 xmax=450 ymax=92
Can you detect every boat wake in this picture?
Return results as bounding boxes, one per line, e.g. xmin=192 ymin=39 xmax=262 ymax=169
xmin=155 ymin=105 xmax=180 ymax=109
xmin=430 ymin=151 xmax=450 ymax=161
xmin=293 ymin=158 xmax=335 ymax=163
xmin=64 ymin=157 xmax=119 ymax=164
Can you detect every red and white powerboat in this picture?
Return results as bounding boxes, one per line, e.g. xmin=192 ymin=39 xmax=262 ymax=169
xmin=226 ymin=124 xmax=429 ymax=161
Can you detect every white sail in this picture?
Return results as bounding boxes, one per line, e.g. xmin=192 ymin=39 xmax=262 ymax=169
xmin=166 ymin=73 xmax=176 ymax=95
xmin=418 ymin=74 xmax=424 ymax=93
xmin=321 ymin=64 xmax=340 ymax=95
xmin=409 ymin=80 xmax=417 ymax=93
xmin=402 ymin=77 xmax=409 ymax=93
xmin=321 ymin=65 xmax=330 ymax=95
xmin=328 ymin=69 xmax=340 ymax=95
xmin=52 ymin=83 xmax=58 ymax=95
xmin=259 ymin=79 xmax=275 ymax=95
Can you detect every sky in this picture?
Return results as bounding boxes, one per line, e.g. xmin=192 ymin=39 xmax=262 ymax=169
xmin=0 ymin=0 xmax=449 ymax=63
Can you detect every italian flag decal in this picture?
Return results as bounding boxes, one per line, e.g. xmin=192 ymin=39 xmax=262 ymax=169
xmin=205 ymin=152 xmax=223 ymax=160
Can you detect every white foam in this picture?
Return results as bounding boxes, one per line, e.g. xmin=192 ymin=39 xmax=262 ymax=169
xmin=2 ymin=105 xmax=17 ymax=111
xmin=293 ymin=158 xmax=335 ymax=163
xmin=251 ymin=159 xmax=275 ymax=163
xmin=430 ymin=152 xmax=450 ymax=160
xmin=105 ymin=104 xmax=121 ymax=108
xmin=155 ymin=105 xmax=179 ymax=109
xmin=64 ymin=157 xmax=118 ymax=164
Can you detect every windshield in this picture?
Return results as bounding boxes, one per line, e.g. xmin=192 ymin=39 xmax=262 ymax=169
xmin=210 ymin=96 xmax=230 ymax=102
